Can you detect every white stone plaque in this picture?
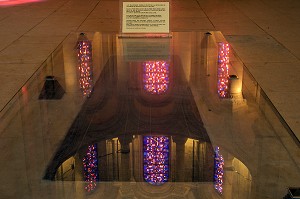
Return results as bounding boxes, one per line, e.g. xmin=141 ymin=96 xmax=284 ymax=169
xmin=122 ymin=2 xmax=169 ymax=33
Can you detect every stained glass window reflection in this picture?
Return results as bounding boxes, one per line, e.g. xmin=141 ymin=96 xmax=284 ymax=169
xmin=217 ymin=43 xmax=230 ymax=98
xmin=83 ymin=144 xmax=99 ymax=192
xmin=77 ymin=33 xmax=93 ymax=97
xmin=143 ymin=136 xmax=169 ymax=185
xmin=143 ymin=61 xmax=169 ymax=94
xmin=214 ymin=146 xmax=224 ymax=194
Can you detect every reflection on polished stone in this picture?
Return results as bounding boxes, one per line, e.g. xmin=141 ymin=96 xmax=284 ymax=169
xmin=77 ymin=33 xmax=93 ymax=98
xmin=83 ymin=144 xmax=99 ymax=192
xmin=143 ymin=136 xmax=169 ymax=185
xmin=143 ymin=61 xmax=169 ymax=94
xmin=214 ymin=146 xmax=224 ymax=194
xmin=217 ymin=42 xmax=230 ymax=98
xmin=38 ymin=76 xmax=65 ymax=100
xmin=1 ymin=31 xmax=299 ymax=199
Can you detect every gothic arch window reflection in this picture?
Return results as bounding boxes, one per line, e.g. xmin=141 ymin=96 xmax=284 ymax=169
xmin=217 ymin=43 xmax=230 ymax=98
xmin=143 ymin=136 xmax=169 ymax=185
xmin=143 ymin=61 xmax=169 ymax=94
xmin=83 ymin=144 xmax=99 ymax=192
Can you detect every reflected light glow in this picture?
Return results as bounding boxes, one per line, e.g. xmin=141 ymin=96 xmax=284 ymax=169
xmin=143 ymin=61 xmax=169 ymax=94
xmin=0 ymin=0 xmax=43 ymax=6
xmin=217 ymin=43 xmax=230 ymax=98
xmin=83 ymin=144 xmax=99 ymax=192
xmin=143 ymin=136 xmax=169 ymax=185
xmin=77 ymin=35 xmax=93 ymax=97
xmin=214 ymin=146 xmax=224 ymax=194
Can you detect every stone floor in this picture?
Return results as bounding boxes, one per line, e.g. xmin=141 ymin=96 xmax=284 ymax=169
xmin=0 ymin=0 xmax=299 ymax=199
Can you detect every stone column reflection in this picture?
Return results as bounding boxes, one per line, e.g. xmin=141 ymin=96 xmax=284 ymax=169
xmin=118 ymin=136 xmax=132 ymax=181
xmin=74 ymin=152 xmax=84 ymax=181
xmin=223 ymin=152 xmax=234 ymax=199
xmin=204 ymin=32 xmax=212 ymax=76
xmin=98 ymin=140 xmax=109 ymax=181
xmin=173 ymin=136 xmax=187 ymax=182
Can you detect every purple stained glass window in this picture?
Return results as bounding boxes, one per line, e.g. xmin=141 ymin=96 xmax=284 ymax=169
xmin=217 ymin=43 xmax=230 ymax=98
xmin=143 ymin=61 xmax=169 ymax=94
xmin=143 ymin=136 xmax=169 ymax=185
xmin=214 ymin=146 xmax=224 ymax=194
xmin=83 ymin=144 xmax=99 ymax=192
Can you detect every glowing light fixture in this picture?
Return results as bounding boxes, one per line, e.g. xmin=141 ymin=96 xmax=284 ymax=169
xmin=143 ymin=136 xmax=169 ymax=185
xmin=143 ymin=61 xmax=169 ymax=94
xmin=77 ymin=33 xmax=93 ymax=97
xmin=0 ymin=0 xmax=43 ymax=6
xmin=83 ymin=144 xmax=99 ymax=192
xmin=214 ymin=146 xmax=224 ymax=194
xmin=217 ymin=43 xmax=230 ymax=98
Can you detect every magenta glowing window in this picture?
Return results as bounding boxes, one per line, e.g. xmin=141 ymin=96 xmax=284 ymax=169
xmin=217 ymin=43 xmax=230 ymax=98
xmin=143 ymin=61 xmax=169 ymax=94
xmin=77 ymin=39 xmax=93 ymax=97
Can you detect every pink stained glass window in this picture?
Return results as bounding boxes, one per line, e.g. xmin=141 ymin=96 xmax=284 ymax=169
xmin=143 ymin=136 xmax=169 ymax=185
xmin=143 ymin=61 xmax=169 ymax=94
xmin=77 ymin=35 xmax=93 ymax=97
xmin=217 ymin=43 xmax=230 ymax=98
